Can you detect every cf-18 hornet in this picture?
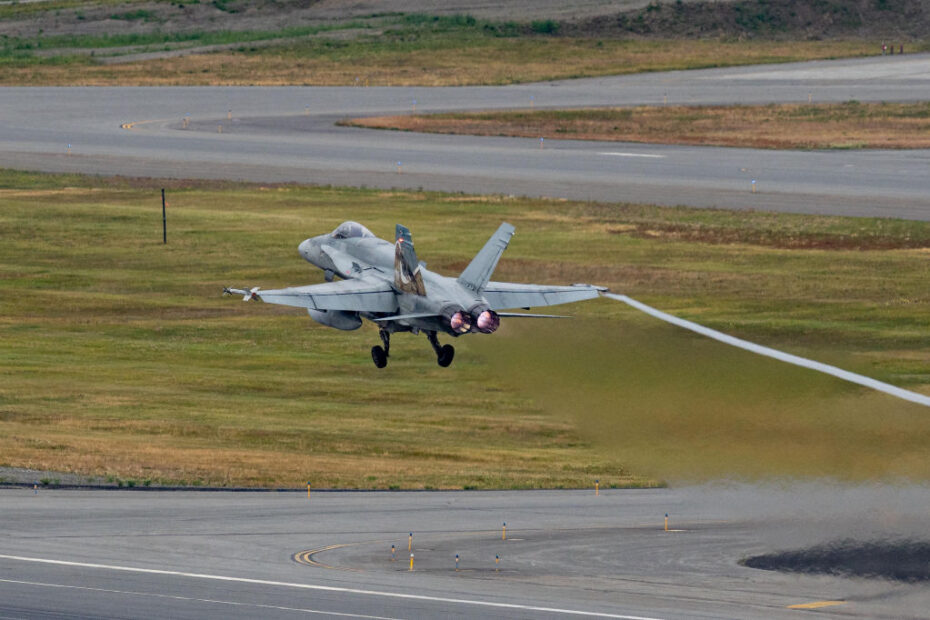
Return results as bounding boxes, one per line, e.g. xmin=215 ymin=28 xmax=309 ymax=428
xmin=222 ymin=221 xmax=930 ymax=408
xmin=225 ymin=221 xmax=604 ymax=368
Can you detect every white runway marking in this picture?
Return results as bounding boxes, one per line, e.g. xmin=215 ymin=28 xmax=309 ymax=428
xmin=605 ymin=293 xmax=930 ymax=407
xmin=0 ymin=554 xmax=663 ymax=620
xmin=598 ymin=152 xmax=665 ymax=159
xmin=0 ymin=578 xmax=398 ymax=619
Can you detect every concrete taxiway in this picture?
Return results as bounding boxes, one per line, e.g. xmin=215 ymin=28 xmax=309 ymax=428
xmin=2 ymin=54 xmax=930 ymax=219
xmin=1 ymin=485 xmax=928 ymax=619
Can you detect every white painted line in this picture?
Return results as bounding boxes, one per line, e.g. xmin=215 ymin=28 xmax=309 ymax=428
xmin=0 ymin=554 xmax=663 ymax=620
xmin=0 ymin=578 xmax=399 ymax=619
xmin=598 ymin=152 xmax=665 ymax=159
xmin=604 ymin=293 xmax=930 ymax=408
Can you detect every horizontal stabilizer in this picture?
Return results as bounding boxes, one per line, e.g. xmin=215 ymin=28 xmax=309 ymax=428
xmin=373 ymin=312 xmax=440 ymax=322
xmin=498 ymin=312 xmax=570 ymax=318
xmin=482 ymin=282 xmax=603 ymax=310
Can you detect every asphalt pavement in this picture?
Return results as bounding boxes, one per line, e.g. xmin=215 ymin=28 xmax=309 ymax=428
xmin=2 ymin=484 xmax=929 ymax=619
xmin=2 ymin=54 xmax=930 ymax=218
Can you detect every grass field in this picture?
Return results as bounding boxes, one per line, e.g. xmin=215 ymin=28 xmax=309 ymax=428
xmin=346 ymin=102 xmax=930 ymax=150
xmin=2 ymin=170 xmax=930 ymax=487
xmin=0 ymin=21 xmax=882 ymax=86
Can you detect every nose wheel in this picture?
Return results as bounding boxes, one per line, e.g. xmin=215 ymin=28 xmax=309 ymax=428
xmin=427 ymin=331 xmax=455 ymax=368
xmin=371 ymin=329 xmax=390 ymax=368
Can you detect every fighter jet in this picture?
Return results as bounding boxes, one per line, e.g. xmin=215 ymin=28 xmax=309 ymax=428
xmin=225 ymin=221 xmax=604 ymax=368
xmin=223 ymin=220 xmax=930 ymax=407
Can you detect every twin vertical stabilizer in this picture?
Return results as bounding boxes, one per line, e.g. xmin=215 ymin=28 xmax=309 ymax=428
xmin=394 ymin=224 xmax=427 ymax=295
xmin=458 ymin=222 xmax=515 ymax=292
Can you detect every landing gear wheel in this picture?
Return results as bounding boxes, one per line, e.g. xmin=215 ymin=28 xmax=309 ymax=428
xmin=371 ymin=345 xmax=388 ymax=368
xmin=437 ymin=344 xmax=455 ymax=368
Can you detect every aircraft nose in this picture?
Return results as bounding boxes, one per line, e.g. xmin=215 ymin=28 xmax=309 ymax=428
xmin=298 ymin=238 xmax=314 ymax=261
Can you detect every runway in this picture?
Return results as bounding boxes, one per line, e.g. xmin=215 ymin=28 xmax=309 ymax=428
xmin=2 ymin=54 xmax=930 ymax=219
xmin=1 ymin=485 xmax=928 ymax=619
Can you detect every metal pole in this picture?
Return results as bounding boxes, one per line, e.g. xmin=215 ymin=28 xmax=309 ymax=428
xmin=161 ymin=188 xmax=167 ymax=244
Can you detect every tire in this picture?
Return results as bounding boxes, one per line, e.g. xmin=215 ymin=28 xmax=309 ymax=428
xmin=437 ymin=344 xmax=455 ymax=367
xmin=371 ymin=345 xmax=388 ymax=368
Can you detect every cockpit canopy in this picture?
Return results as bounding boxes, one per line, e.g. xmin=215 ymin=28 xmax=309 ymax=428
xmin=331 ymin=221 xmax=374 ymax=240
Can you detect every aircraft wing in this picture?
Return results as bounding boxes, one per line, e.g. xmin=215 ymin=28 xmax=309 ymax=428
xmin=246 ymin=277 xmax=398 ymax=313
xmin=481 ymin=282 xmax=605 ymax=310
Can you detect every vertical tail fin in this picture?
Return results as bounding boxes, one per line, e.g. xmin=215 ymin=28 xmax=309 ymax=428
xmin=458 ymin=223 xmax=515 ymax=293
xmin=394 ymin=224 xmax=427 ymax=296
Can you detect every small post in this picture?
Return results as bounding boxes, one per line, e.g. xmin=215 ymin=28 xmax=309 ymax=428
xmin=391 ymin=545 xmax=396 ymax=561
xmin=664 ymin=513 xmax=669 ymax=532
xmin=306 ymin=481 xmax=311 ymax=499
xmin=595 ymin=479 xmax=599 ymax=496
xmin=539 ymin=137 xmax=544 ymax=149
xmin=495 ymin=554 xmax=500 ymax=572
xmin=409 ymin=553 xmax=414 ymax=571
xmin=455 ymin=554 xmax=459 ymax=571
xmin=502 ymin=522 xmax=506 ymax=541
xmin=161 ymin=188 xmax=167 ymax=245
xmin=408 ymin=532 xmax=413 ymax=552
xmin=751 ymin=179 xmax=757 ymax=193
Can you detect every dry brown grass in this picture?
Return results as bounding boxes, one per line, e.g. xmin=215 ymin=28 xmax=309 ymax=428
xmin=347 ymin=102 xmax=930 ymax=149
xmin=0 ymin=39 xmax=876 ymax=86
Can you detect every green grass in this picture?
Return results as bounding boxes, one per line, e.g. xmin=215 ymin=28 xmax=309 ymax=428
xmin=1 ymin=170 xmax=930 ymax=487
xmin=0 ymin=9 xmax=891 ymax=85
xmin=1 ymin=21 xmax=372 ymax=53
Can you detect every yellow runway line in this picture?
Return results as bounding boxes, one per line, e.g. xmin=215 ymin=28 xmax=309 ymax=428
xmin=787 ymin=600 xmax=845 ymax=609
xmin=120 ymin=119 xmax=174 ymax=130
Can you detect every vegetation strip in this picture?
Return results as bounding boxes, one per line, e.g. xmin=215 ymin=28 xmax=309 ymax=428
xmin=344 ymin=102 xmax=930 ymax=150
xmin=2 ymin=170 xmax=930 ymax=488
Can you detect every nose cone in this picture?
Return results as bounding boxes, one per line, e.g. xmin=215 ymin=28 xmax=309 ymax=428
xmin=299 ymin=238 xmax=313 ymax=261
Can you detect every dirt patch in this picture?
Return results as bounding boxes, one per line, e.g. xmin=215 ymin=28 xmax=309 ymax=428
xmin=743 ymin=539 xmax=930 ymax=582
xmin=615 ymin=222 xmax=930 ymax=250
xmin=345 ymin=102 xmax=930 ymax=151
xmin=566 ymin=0 xmax=930 ymax=40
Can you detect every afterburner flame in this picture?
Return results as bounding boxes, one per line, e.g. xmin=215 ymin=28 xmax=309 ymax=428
xmin=476 ymin=310 xmax=500 ymax=334
xmin=449 ymin=311 xmax=472 ymax=334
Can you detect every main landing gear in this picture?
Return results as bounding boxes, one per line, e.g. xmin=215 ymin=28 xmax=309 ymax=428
xmin=427 ymin=331 xmax=455 ymax=368
xmin=370 ymin=329 xmax=454 ymax=368
xmin=371 ymin=329 xmax=390 ymax=368
xmin=371 ymin=329 xmax=455 ymax=368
